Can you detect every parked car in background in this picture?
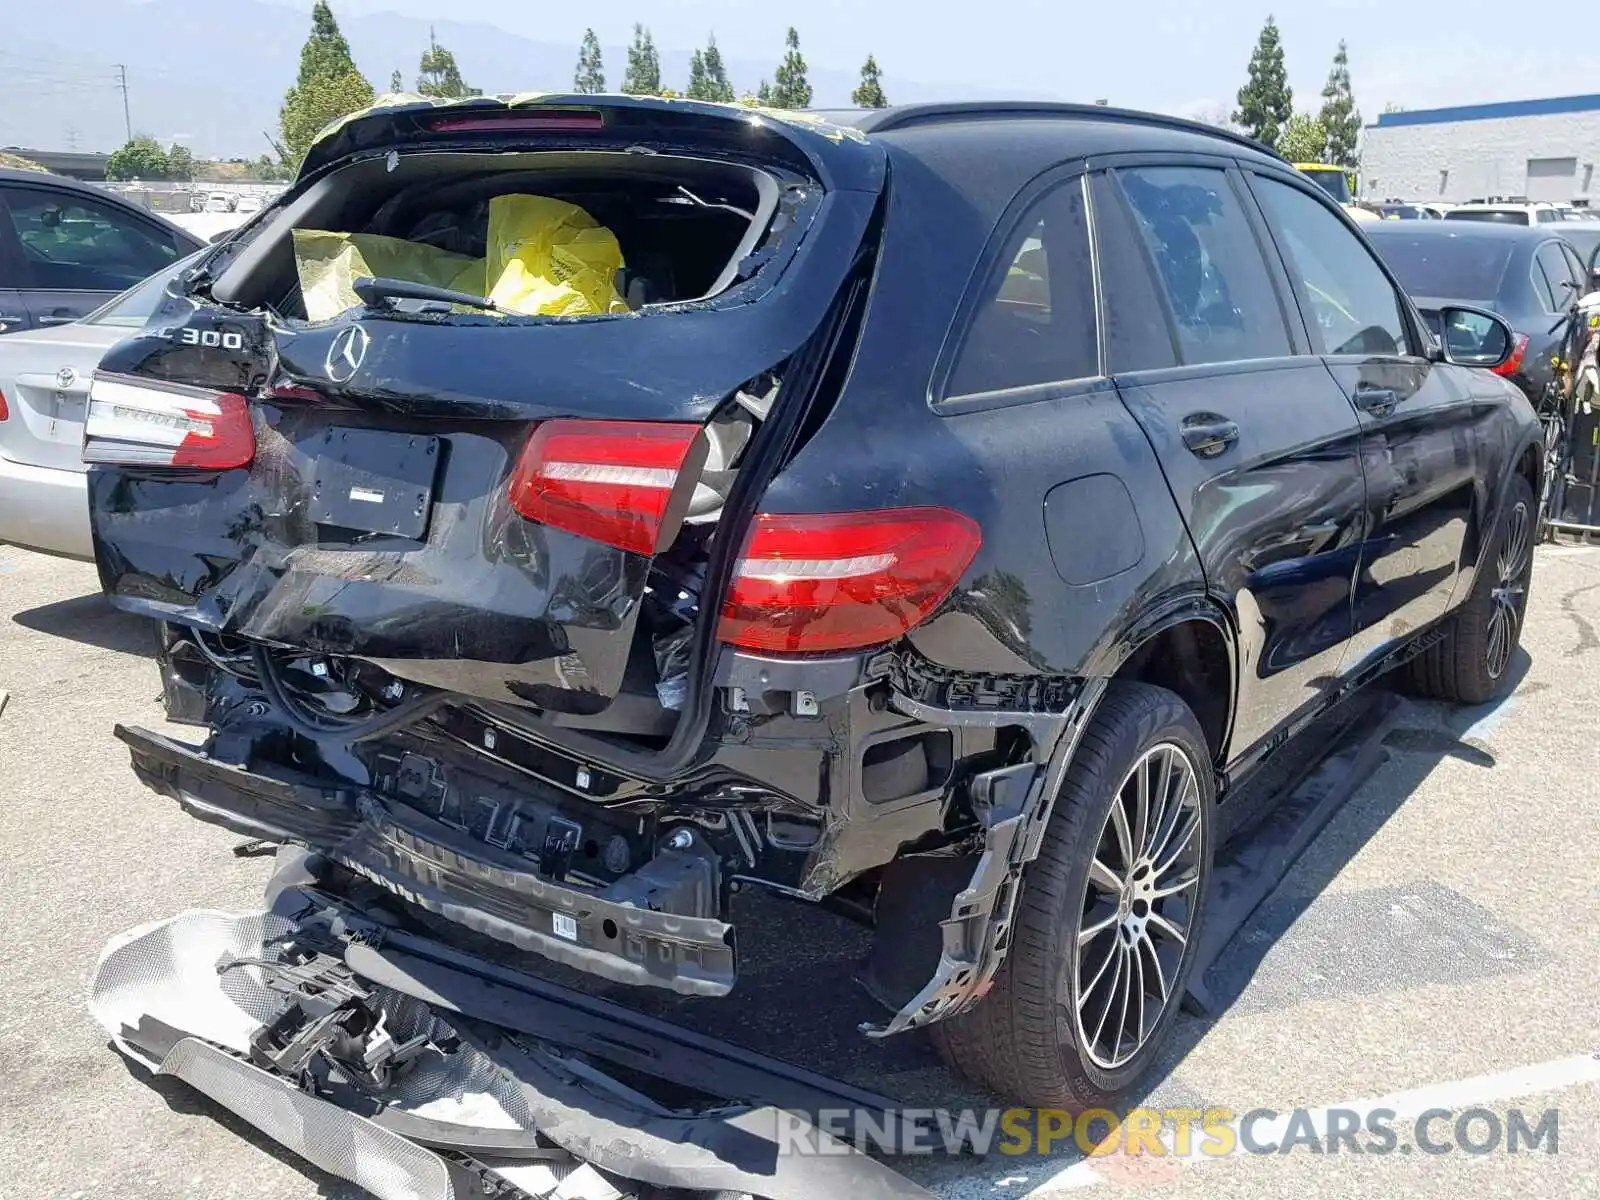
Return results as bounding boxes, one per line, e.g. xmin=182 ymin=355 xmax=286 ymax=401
xmin=235 ymin=194 xmax=264 ymax=214
xmin=1445 ymin=201 xmax=1567 ymax=225
xmin=0 ymin=251 xmax=200 ymax=558
xmin=1375 ymin=202 xmax=1438 ymax=220
xmin=88 ymin=96 xmax=1543 ymax=1111
xmin=0 ymin=168 xmax=202 ymax=333
xmin=1368 ymin=222 xmax=1584 ymax=404
xmin=203 ymin=192 xmax=236 ymax=213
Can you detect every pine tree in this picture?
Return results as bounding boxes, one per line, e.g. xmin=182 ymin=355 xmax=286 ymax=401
xmin=573 ymin=28 xmax=605 ymax=94
xmin=389 ymin=69 xmax=403 ymax=93
xmin=622 ymin=24 xmax=661 ymax=95
xmin=279 ymin=2 xmax=376 ymax=165
xmin=1319 ymin=40 xmax=1362 ymax=169
xmin=701 ymin=35 xmax=734 ymax=102
xmin=852 ymin=54 xmax=888 ymax=108
xmin=755 ymin=80 xmax=773 ymax=107
xmin=1233 ymin=16 xmax=1293 ymax=150
xmin=770 ymin=28 xmax=812 ymax=109
xmin=686 ymin=49 xmax=709 ymax=100
xmin=417 ymin=27 xmax=478 ymax=99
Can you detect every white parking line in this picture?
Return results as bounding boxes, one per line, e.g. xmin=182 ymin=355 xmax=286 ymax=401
xmin=1028 ymin=1050 xmax=1600 ymax=1194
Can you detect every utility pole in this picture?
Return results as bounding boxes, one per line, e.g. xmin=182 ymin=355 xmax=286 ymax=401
xmin=114 ymin=64 xmax=131 ymax=143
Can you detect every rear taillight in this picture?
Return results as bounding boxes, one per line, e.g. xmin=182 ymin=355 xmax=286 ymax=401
xmin=83 ymin=374 xmax=255 ymax=470
xmin=0 ymin=389 xmax=8 ymax=422
xmin=1492 ymin=333 xmax=1531 ymax=377
xmin=507 ymin=419 xmax=706 ymax=556
xmin=719 ymin=508 xmax=983 ymax=654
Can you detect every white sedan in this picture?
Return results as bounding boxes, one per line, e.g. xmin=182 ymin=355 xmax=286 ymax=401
xmin=0 ymin=254 xmax=199 ymax=559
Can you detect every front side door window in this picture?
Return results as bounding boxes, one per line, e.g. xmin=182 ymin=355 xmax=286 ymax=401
xmin=1250 ymin=177 xmax=1411 ymax=357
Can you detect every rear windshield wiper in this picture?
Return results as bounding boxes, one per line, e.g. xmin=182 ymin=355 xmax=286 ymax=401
xmin=353 ymin=275 xmax=499 ymax=314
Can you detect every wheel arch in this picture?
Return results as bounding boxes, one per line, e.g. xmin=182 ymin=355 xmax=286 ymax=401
xmin=1097 ymin=595 xmax=1238 ymax=770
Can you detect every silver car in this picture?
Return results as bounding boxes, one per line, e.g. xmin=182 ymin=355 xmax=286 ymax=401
xmin=0 ymin=254 xmax=199 ymax=559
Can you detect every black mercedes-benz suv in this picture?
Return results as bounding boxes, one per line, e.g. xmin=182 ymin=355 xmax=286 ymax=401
xmin=86 ymin=96 xmax=1541 ymax=1109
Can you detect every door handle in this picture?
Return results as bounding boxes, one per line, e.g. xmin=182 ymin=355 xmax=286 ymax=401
xmin=0 ymin=313 xmax=24 ymax=332
xmin=1179 ymin=413 xmax=1240 ymax=458
xmin=1355 ymin=386 xmax=1399 ymax=415
xmin=38 ymin=312 xmax=77 ymax=327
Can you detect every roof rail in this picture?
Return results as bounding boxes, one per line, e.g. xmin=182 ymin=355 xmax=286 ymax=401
xmin=850 ymin=101 xmax=1285 ymax=161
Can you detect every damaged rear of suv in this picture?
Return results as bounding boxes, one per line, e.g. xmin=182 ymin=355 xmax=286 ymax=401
xmin=93 ymin=94 xmax=1542 ymax=1115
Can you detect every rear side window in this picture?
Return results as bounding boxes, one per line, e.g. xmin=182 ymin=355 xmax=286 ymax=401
xmin=1253 ymin=176 xmax=1410 ymax=356
xmin=945 ymin=177 xmax=1098 ymax=397
xmin=1115 ymin=166 xmax=1290 ymax=367
xmin=1 ymin=186 xmax=181 ymax=292
xmin=1535 ymin=241 xmax=1576 ymax=311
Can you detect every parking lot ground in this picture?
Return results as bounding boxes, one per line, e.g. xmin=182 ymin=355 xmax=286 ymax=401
xmin=2 ymin=541 xmax=1598 ymax=1200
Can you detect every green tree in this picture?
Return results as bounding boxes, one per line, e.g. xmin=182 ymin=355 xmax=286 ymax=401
xmin=165 ymin=143 xmax=196 ymax=181
xmin=755 ymin=80 xmax=773 ymax=106
xmin=1278 ymin=112 xmax=1328 ymax=163
xmin=279 ymin=1 xmax=376 ymax=165
xmin=701 ymin=35 xmax=734 ymax=102
xmin=104 ymin=136 xmax=170 ymax=181
xmin=389 ymin=68 xmax=404 ymax=93
xmin=852 ymin=54 xmax=888 ymax=108
xmin=417 ymin=27 xmax=478 ymax=99
xmin=574 ymin=28 xmax=605 ymax=94
xmin=686 ymin=49 xmax=708 ymax=99
xmin=1233 ymin=15 xmax=1293 ymax=150
xmin=770 ymin=28 xmax=812 ymax=109
xmin=622 ymin=24 xmax=661 ymax=95
xmin=1318 ymin=40 xmax=1362 ymax=168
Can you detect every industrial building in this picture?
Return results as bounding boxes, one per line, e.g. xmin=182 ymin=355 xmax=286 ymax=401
xmin=1359 ymin=94 xmax=1600 ymax=205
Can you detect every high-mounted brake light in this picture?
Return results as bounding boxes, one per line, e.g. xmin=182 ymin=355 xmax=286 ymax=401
xmin=507 ymin=419 xmax=706 ymax=556
xmin=429 ymin=112 xmax=604 ymax=134
xmin=719 ymin=508 xmax=983 ymax=654
xmin=82 ymin=374 xmax=254 ymax=470
xmin=1491 ymin=332 xmax=1531 ymax=378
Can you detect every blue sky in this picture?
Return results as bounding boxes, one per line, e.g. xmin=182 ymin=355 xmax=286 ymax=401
xmin=262 ymin=0 xmax=1583 ymax=120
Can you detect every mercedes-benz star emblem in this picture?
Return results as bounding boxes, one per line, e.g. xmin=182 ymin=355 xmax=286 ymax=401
xmin=55 ymin=367 xmax=76 ymax=390
xmin=325 ymin=325 xmax=370 ymax=383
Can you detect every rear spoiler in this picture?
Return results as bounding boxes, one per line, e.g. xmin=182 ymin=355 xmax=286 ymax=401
xmin=298 ymin=93 xmax=886 ymax=195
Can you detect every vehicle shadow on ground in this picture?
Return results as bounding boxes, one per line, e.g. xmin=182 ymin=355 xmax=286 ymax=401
xmin=110 ymin=1054 xmax=365 ymax=1200
xmin=11 ymin=592 xmax=158 ymax=658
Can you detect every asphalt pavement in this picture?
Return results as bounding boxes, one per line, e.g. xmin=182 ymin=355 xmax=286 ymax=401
xmin=2 ymin=541 xmax=1598 ymax=1199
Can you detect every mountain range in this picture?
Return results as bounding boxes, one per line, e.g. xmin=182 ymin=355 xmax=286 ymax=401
xmin=3 ymin=0 xmax=1060 ymax=158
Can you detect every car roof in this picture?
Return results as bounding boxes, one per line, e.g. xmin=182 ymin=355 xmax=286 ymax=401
xmin=0 ymin=166 xmax=113 ymax=194
xmin=1367 ymin=221 xmax=1552 ymax=243
xmin=824 ymin=101 xmax=1283 ymax=162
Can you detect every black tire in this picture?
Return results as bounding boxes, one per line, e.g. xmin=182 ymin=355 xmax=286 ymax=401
xmin=1406 ymin=473 xmax=1535 ymax=705
xmin=930 ymin=681 xmax=1214 ymax=1109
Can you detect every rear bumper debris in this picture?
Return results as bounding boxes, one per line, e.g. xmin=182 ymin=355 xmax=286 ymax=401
xmin=89 ymin=897 xmax=934 ymax=1200
xmin=119 ymin=723 xmax=736 ymax=997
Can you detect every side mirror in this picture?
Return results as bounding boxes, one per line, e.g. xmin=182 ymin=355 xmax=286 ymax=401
xmin=1437 ymin=305 xmax=1516 ymax=369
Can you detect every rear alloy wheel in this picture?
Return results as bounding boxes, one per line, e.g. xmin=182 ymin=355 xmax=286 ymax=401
xmin=1406 ymin=473 xmax=1536 ymax=705
xmin=1074 ymin=743 xmax=1203 ymax=1070
xmin=930 ymin=682 xmax=1214 ymax=1109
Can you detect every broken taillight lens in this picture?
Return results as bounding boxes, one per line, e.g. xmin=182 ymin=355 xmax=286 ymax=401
xmin=507 ymin=419 xmax=706 ymax=556
xmin=82 ymin=374 xmax=255 ymax=470
xmin=719 ymin=508 xmax=983 ymax=654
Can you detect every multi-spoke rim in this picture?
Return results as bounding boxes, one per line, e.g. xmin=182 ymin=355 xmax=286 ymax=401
xmin=1070 ymin=742 xmax=1203 ymax=1070
xmin=1487 ymin=500 xmax=1531 ymax=680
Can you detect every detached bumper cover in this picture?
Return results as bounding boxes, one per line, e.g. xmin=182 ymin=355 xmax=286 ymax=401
xmin=88 ymin=908 xmax=933 ymax=1200
xmin=117 ymin=724 xmax=735 ymax=996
